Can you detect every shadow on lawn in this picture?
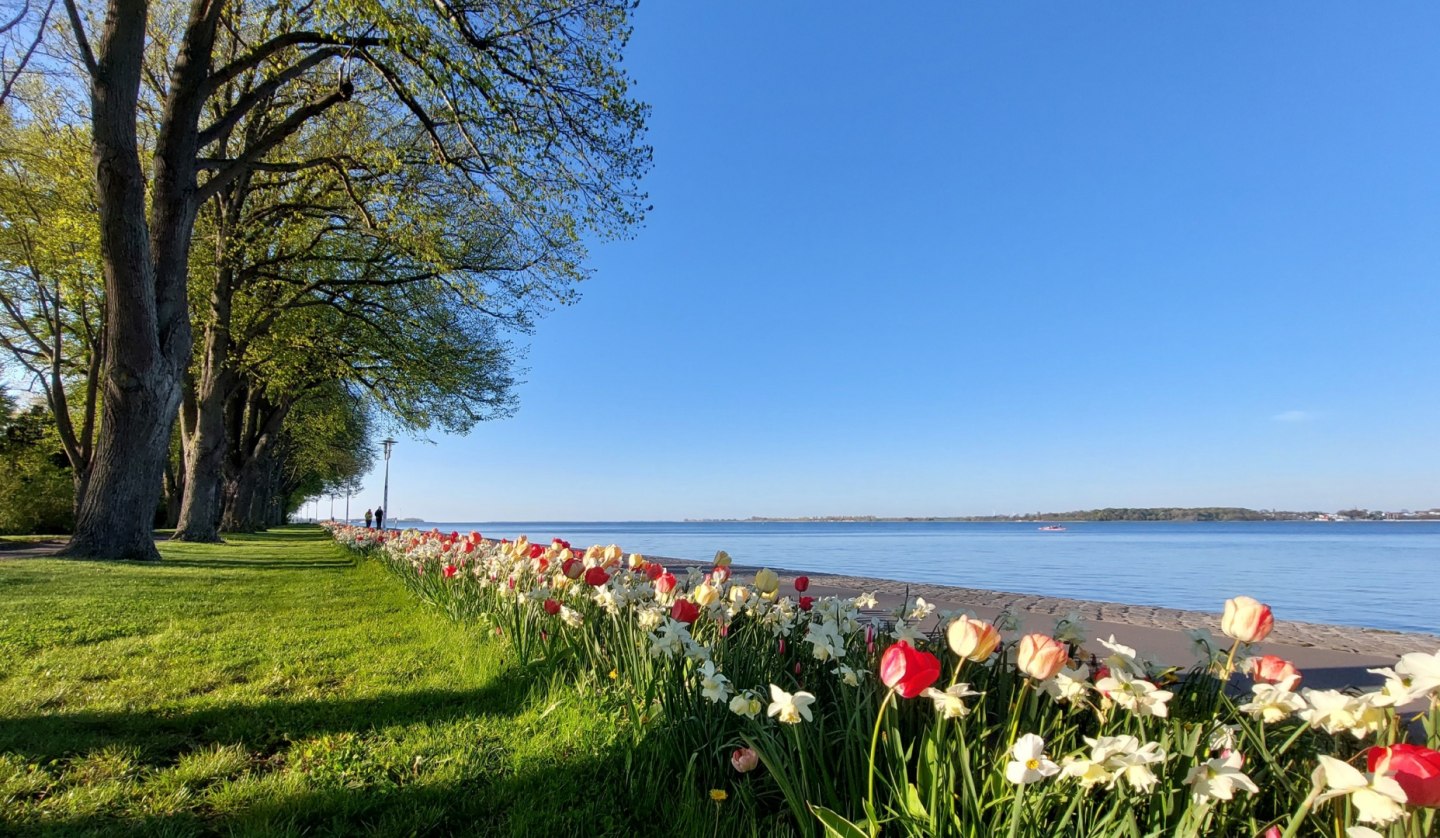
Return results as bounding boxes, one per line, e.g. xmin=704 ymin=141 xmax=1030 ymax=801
xmin=0 ymin=666 xmax=544 ymax=766
xmin=158 ymin=557 xmax=356 ymax=571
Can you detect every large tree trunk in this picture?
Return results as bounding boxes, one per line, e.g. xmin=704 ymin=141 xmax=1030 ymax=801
xmin=172 ymin=281 xmax=234 ymax=541
xmin=61 ymin=0 xmax=219 ymax=560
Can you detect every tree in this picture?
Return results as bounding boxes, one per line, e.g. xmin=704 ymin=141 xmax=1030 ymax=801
xmin=0 ymin=394 xmax=76 ymax=533
xmin=59 ymin=0 xmax=649 ymax=559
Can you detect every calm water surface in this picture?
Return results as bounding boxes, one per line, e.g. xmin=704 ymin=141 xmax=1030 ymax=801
xmin=396 ymin=521 xmax=1440 ymax=635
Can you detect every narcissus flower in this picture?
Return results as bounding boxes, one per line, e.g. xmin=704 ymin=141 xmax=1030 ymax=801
xmin=1238 ymin=681 xmax=1308 ymax=723
xmin=731 ymin=747 xmax=759 ymax=773
xmin=1299 ymin=689 xmax=1387 ymax=739
xmin=946 ymin=617 xmax=1001 ymax=662
xmin=1006 ymin=733 xmax=1059 ymax=784
xmin=1185 ymin=751 xmax=1258 ymax=803
xmin=696 ymin=660 xmax=732 ymax=704
xmin=729 ymin=692 xmax=762 ymax=718
xmin=879 ymin=641 xmax=941 ymax=698
xmin=767 ymin=684 xmax=816 ymax=724
xmin=1041 ymin=665 xmax=1091 ymax=704
xmin=1368 ymin=744 xmax=1440 ymax=808
xmin=920 ymin=683 xmax=979 ymax=719
xmin=1017 ymin=634 xmax=1069 ymax=681
xmin=1221 ymin=596 xmax=1274 ymax=643
xmin=1314 ymin=754 xmax=1409 ymax=825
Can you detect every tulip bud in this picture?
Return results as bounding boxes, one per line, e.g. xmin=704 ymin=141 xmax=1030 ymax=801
xmin=713 ymin=550 xmax=732 ymax=567
xmin=655 ymin=571 xmax=678 ymax=595
xmin=1221 ymin=596 xmax=1274 ymax=644
xmin=731 ymin=747 xmax=759 ymax=773
xmin=946 ymin=617 xmax=1001 ymax=662
xmin=753 ymin=568 xmax=779 ymax=595
xmin=543 ymin=598 xmax=561 ymax=616
xmin=793 ymin=575 xmax=810 ymax=593
xmin=1246 ymin=654 xmax=1301 ymax=688
xmin=879 ymin=641 xmax=942 ymax=698
xmin=1016 ymin=634 xmax=1069 ymax=681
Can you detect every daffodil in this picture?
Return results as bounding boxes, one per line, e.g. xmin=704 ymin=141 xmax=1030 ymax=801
xmin=1238 ymin=681 xmax=1307 ymax=723
xmin=1185 ymin=751 xmax=1258 ymax=803
xmin=767 ymin=684 xmax=816 ymax=724
xmin=920 ymin=683 xmax=979 ymax=719
xmin=728 ymin=691 xmax=762 ymax=718
xmin=1095 ymin=668 xmax=1172 ymax=717
xmin=1396 ymin=649 xmax=1440 ymax=697
xmin=1041 ymin=664 xmax=1091 ymax=704
xmin=1006 ymin=733 xmax=1059 ymax=784
xmin=1299 ymin=689 xmax=1388 ymax=739
xmin=1313 ymin=754 xmax=1409 ymax=826
xmin=697 ymin=660 xmax=732 ymax=704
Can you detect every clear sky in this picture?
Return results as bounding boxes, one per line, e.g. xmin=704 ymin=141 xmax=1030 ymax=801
xmin=348 ymin=2 xmax=1440 ymax=522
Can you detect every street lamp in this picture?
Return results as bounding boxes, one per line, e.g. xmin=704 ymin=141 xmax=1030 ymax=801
xmin=381 ymin=437 xmax=397 ymax=525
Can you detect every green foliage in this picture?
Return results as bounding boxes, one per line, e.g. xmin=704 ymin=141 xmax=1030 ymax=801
xmin=0 ymin=398 xmax=74 ymax=533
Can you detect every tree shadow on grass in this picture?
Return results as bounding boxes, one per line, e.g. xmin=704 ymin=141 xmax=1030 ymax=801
xmin=156 ymin=558 xmax=356 ymax=571
xmin=0 ymin=665 xmax=546 ymax=767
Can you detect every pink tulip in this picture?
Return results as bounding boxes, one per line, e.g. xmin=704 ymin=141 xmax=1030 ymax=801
xmin=1016 ymin=634 xmax=1069 ymax=681
xmin=1221 ymin=596 xmax=1274 ymax=643
xmin=731 ymin=748 xmax=760 ymax=773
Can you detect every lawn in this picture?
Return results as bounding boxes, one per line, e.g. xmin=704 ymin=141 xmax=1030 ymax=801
xmin=0 ymin=526 xmax=649 ymax=837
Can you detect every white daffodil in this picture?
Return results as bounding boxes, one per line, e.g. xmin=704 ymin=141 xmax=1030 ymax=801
xmin=1364 ymin=667 xmax=1421 ymax=708
xmin=1041 ymin=664 xmax=1091 ymax=704
xmin=1111 ymin=740 xmax=1166 ymax=792
xmin=1395 ymin=649 xmax=1440 ymax=697
xmin=697 ymin=660 xmax=732 ymax=704
xmin=835 ymin=664 xmax=864 ymax=688
xmin=907 ymin=597 xmax=936 ymax=621
xmin=1313 ymin=754 xmax=1409 ymax=826
xmin=890 ymin=619 xmax=926 ymax=646
xmin=852 ymin=591 xmax=878 ymax=610
xmin=766 ymin=684 xmax=816 ymax=724
xmin=1299 ymin=690 xmax=1388 ymax=740
xmin=805 ymin=621 xmax=846 ymax=662
xmin=648 ymin=619 xmax=688 ymax=659
xmin=559 ymin=605 xmax=584 ymax=628
xmin=1095 ymin=635 xmax=1146 ymax=677
xmin=728 ymin=691 xmax=762 ymax=719
xmin=1060 ymin=755 xmax=1114 ymax=788
xmin=1005 ymin=733 xmax=1059 ymax=784
xmin=920 ymin=683 xmax=979 ymax=719
xmin=1095 ymin=668 xmax=1172 ymax=717
xmin=1185 ymin=751 xmax=1259 ymax=803
xmin=636 ymin=606 xmax=666 ymax=632
xmin=1238 ymin=681 xmax=1308 ymax=723
xmin=1207 ymin=723 xmax=1240 ymax=753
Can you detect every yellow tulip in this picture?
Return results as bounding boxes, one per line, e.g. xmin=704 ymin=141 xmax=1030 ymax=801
xmin=754 ymin=568 xmax=779 ymax=594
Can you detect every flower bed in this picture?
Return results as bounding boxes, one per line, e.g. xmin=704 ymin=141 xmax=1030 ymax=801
xmin=327 ymin=523 xmax=1440 ymax=837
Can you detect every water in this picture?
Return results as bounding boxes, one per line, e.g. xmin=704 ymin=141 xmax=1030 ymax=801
xmin=393 ymin=520 xmax=1440 ymax=635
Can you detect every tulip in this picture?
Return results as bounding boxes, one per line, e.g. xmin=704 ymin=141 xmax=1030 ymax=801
xmin=693 ymin=582 xmax=720 ymax=607
xmin=1221 ymin=596 xmax=1274 ymax=644
xmin=443 ymin=564 xmax=458 ymax=579
xmin=753 ymin=568 xmax=779 ymax=595
xmin=731 ymin=747 xmax=759 ymax=773
xmin=584 ymin=566 xmax=610 ymax=587
xmin=1368 ymin=743 xmax=1440 ymax=808
xmin=528 ymin=543 xmax=545 ymax=560
xmin=655 ymin=571 xmax=678 ymax=595
xmin=628 ymin=552 xmax=645 ymax=570
xmin=1017 ymin=634 xmax=1069 ymax=681
xmin=798 ymin=596 xmax=814 ymax=611
xmin=671 ymin=599 xmax=700 ymax=624
xmin=561 ymin=558 xmax=583 ymax=580
xmin=946 ymin=616 xmax=1001 ymax=662
xmin=793 ymin=575 xmax=810 ymax=593
xmin=879 ymin=641 xmax=941 ymax=699
xmin=543 ymin=598 xmax=561 ymax=616
xmin=643 ymin=562 xmax=663 ymax=581
xmin=710 ymin=565 xmax=731 ymax=583
xmin=713 ymin=550 xmax=732 ymax=567
xmin=1247 ymin=654 xmax=1302 ymax=688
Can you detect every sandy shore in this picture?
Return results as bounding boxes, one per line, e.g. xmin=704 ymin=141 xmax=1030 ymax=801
xmin=658 ymin=555 xmax=1440 ymax=692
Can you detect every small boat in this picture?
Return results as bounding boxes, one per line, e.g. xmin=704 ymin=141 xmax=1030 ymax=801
xmin=1037 ymin=525 xmax=1067 ymax=532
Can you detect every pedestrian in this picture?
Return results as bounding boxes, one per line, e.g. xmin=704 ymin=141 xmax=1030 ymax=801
xmin=364 ymin=508 xmax=373 ymax=528
xmin=375 ymin=506 xmax=385 ymax=530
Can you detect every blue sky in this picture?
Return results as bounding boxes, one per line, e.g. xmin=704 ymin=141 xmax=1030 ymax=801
xmin=350 ymin=2 xmax=1440 ymax=521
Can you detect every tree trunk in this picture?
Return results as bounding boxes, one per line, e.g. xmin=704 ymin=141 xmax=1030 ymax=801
xmin=172 ymin=285 xmax=233 ymax=541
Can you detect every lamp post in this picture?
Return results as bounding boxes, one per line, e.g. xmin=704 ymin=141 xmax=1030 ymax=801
xmin=381 ymin=438 xmax=397 ymax=525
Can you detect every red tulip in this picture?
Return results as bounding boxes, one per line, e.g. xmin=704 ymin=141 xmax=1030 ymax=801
xmin=798 ymin=596 xmax=814 ymax=611
xmin=1369 ymin=744 xmax=1440 ymax=807
xmin=543 ymin=598 xmax=561 ymax=616
xmin=449 ymin=531 xmax=459 ymax=541
xmin=562 ymin=558 xmax=583 ymax=579
xmin=462 ymin=541 xmax=475 ymax=554
xmin=711 ymin=565 xmax=732 ymax=583
xmin=443 ymin=564 xmax=458 ymax=579
xmin=670 ymin=598 xmax=700 ymax=624
xmin=528 ymin=543 xmax=545 ymax=559
xmin=879 ymin=641 xmax=941 ymax=699
xmin=584 ymin=566 xmax=611 ymax=587
xmin=794 ymin=575 xmax=810 ymax=593
xmin=655 ymin=571 xmax=677 ymax=595
xmin=644 ymin=562 xmax=664 ymax=580
xmin=470 ymin=531 xmax=482 ymax=541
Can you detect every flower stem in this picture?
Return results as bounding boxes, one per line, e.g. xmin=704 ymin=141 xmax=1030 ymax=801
xmin=866 ymin=689 xmax=896 ymax=831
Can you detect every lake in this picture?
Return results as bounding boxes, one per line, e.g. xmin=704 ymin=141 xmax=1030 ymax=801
xmin=385 ymin=520 xmax=1440 ymax=635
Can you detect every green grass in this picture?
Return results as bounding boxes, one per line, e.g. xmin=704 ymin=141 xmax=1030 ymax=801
xmin=0 ymin=526 xmax=649 ymax=837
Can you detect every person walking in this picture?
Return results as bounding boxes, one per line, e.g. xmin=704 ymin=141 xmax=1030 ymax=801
xmin=374 ymin=506 xmax=385 ymax=531
xmin=364 ymin=508 xmax=373 ymax=528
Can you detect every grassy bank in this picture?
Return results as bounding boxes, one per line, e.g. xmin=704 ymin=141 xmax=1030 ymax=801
xmin=0 ymin=526 xmax=645 ymax=836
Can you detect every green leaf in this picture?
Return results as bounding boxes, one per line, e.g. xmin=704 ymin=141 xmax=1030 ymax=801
xmin=811 ymin=804 xmax=872 ymax=838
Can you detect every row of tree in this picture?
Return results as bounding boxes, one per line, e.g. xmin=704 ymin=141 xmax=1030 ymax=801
xmin=0 ymin=0 xmax=648 ymax=553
